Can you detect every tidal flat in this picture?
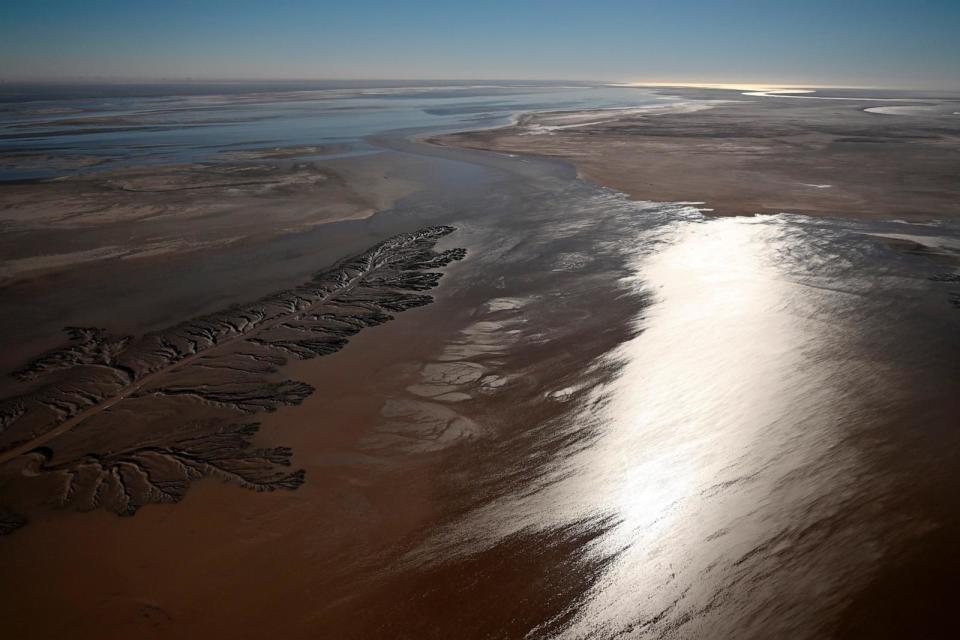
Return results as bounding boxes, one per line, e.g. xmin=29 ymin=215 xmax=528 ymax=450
xmin=436 ymin=87 xmax=960 ymax=219
xmin=1 ymin=83 xmax=959 ymax=639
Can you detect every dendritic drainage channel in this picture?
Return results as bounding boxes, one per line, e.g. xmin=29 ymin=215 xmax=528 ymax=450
xmin=0 ymin=226 xmax=466 ymax=535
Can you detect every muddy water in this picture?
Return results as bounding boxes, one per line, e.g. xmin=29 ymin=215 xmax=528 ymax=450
xmin=2 ymin=138 xmax=960 ymax=639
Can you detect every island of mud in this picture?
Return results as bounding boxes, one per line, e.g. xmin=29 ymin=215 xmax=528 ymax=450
xmin=434 ymin=87 xmax=960 ymax=220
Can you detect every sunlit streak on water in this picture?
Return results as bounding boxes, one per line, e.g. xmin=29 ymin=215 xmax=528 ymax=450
xmin=425 ymin=212 xmax=951 ymax=638
xmin=550 ymin=216 xmax=874 ymax=637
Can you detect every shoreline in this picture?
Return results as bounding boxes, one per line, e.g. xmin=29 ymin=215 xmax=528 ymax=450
xmin=429 ymin=87 xmax=960 ymax=220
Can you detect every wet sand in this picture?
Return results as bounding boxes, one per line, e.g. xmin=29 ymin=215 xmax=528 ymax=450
xmin=0 ymin=221 xmax=642 ymax=638
xmin=433 ymin=87 xmax=960 ymax=219
xmin=2 ymin=87 xmax=960 ymax=639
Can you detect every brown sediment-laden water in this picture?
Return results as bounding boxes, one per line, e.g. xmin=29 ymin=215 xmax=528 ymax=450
xmin=1 ymin=83 xmax=959 ymax=639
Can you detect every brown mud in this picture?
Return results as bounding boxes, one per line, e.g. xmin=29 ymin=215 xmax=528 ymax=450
xmin=0 ymin=226 xmax=465 ymax=532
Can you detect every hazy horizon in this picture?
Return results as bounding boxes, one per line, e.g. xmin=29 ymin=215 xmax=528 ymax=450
xmin=0 ymin=78 xmax=955 ymax=92
xmin=2 ymin=0 xmax=959 ymax=90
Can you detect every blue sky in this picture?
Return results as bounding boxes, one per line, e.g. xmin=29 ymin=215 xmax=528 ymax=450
xmin=2 ymin=0 xmax=958 ymax=87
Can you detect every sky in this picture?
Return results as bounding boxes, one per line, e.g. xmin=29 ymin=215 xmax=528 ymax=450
xmin=1 ymin=0 xmax=958 ymax=88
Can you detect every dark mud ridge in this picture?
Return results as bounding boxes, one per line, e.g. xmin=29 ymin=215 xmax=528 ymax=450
xmin=0 ymin=226 xmax=465 ymax=535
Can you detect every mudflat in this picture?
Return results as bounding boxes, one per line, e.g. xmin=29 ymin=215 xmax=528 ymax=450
xmin=433 ymin=87 xmax=960 ymax=219
xmin=1 ymin=83 xmax=959 ymax=639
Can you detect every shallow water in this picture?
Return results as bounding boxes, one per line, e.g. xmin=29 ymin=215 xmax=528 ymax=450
xmin=418 ymin=210 xmax=960 ymax=638
xmin=0 ymin=81 xmax=675 ymax=179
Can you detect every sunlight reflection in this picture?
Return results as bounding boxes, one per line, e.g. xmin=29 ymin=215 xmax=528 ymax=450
xmin=558 ymin=216 xmax=852 ymax=637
